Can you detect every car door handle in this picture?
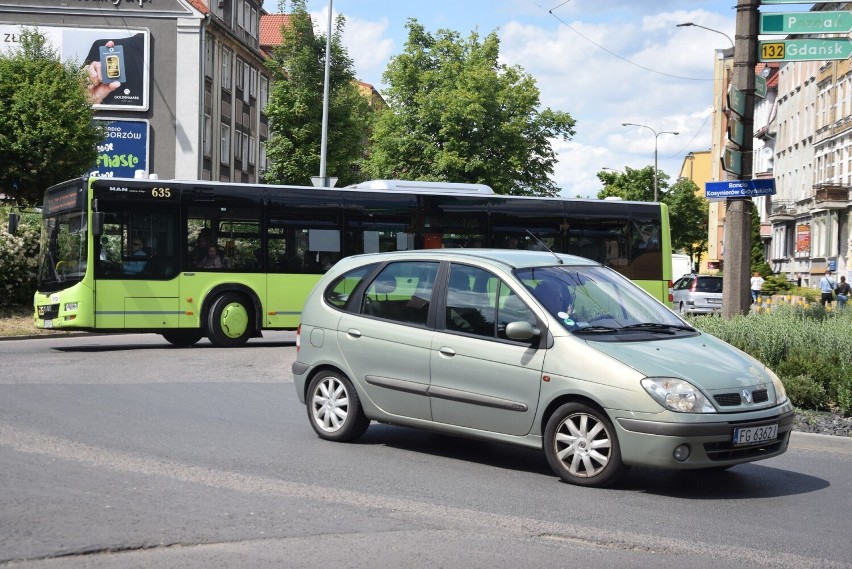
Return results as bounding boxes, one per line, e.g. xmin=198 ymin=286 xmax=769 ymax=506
xmin=347 ymin=329 xmax=362 ymax=338
xmin=439 ymin=347 xmax=456 ymax=357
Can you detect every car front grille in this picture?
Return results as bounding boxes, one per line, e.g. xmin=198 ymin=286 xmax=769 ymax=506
xmin=713 ymin=389 xmax=769 ymax=407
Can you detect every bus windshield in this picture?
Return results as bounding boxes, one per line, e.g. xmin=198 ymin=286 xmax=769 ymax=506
xmin=37 ymin=186 xmax=88 ymax=293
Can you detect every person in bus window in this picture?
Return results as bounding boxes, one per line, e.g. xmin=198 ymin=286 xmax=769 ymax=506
xmin=198 ymin=244 xmax=224 ymax=269
xmin=123 ymin=237 xmax=147 ymax=275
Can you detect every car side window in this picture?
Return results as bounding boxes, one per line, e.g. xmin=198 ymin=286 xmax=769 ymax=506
xmin=324 ymin=263 xmax=377 ymax=310
xmin=444 ymin=264 xmax=535 ymax=341
xmin=361 ymin=261 xmax=439 ymax=326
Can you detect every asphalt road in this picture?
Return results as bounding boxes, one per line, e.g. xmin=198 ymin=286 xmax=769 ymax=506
xmin=1 ymin=332 xmax=851 ymax=569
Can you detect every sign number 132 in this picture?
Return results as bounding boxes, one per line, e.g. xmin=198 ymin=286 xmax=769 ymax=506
xmin=761 ymin=42 xmax=785 ymax=60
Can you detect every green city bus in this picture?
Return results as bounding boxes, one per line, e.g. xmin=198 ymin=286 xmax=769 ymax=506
xmin=32 ymin=177 xmax=673 ymax=347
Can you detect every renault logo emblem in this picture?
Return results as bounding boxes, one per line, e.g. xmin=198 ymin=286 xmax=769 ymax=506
xmin=742 ymin=389 xmax=753 ymax=403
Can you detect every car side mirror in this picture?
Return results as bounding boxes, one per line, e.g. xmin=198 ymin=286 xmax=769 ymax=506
xmin=505 ymin=321 xmax=540 ymax=341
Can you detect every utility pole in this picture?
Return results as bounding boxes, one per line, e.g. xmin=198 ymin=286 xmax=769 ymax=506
xmin=722 ymin=0 xmax=759 ymax=318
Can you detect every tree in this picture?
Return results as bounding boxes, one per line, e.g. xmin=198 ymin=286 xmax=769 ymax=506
xmin=0 ymin=28 xmax=103 ymax=206
xmin=365 ymin=20 xmax=575 ymax=197
xmin=596 ymin=166 xmax=657 ymax=202
xmin=662 ymin=177 xmax=708 ymax=265
xmin=263 ymin=0 xmax=373 ymax=187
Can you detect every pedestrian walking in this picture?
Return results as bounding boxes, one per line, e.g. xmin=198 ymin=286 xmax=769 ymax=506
xmin=835 ymin=275 xmax=851 ymax=309
xmin=819 ymin=270 xmax=837 ymax=307
xmin=750 ymin=271 xmax=765 ymax=304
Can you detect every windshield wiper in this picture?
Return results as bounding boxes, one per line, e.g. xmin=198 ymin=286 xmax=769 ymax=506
xmin=572 ymin=325 xmax=619 ymax=334
xmin=621 ymin=322 xmax=695 ymax=334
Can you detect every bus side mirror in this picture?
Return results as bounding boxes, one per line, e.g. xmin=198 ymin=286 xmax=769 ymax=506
xmin=92 ymin=212 xmax=104 ymax=236
xmin=7 ymin=210 xmax=19 ymax=235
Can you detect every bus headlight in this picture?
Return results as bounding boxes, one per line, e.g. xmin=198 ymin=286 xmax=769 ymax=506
xmin=641 ymin=377 xmax=715 ymax=413
xmin=64 ymin=302 xmax=78 ymax=311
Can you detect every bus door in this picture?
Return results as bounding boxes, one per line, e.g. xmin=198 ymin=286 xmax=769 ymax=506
xmin=93 ymin=205 xmax=181 ymax=329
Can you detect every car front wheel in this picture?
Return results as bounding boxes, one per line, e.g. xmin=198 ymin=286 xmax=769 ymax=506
xmin=544 ymin=403 xmax=628 ymax=487
xmin=307 ymin=372 xmax=370 ymax=442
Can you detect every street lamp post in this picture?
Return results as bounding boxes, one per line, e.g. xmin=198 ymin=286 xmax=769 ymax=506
xmin=621 ymin=123 xmax=679 ymax=202
xmin=676 ymin=22 xmax=735 ymax=49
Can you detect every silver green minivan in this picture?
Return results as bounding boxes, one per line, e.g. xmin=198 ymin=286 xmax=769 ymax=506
xmin=292 ymin=249 xmax=793 ymax=487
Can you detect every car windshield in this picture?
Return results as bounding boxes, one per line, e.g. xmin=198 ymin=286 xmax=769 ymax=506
xmin=518 ymin=265 xmax=690 ymax=334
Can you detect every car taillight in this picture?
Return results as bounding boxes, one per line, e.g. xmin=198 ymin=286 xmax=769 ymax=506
xmin=296 ymin=324 xmax=301 ymax=352
xmin=668 ymin=280 xmax=673 ymax=302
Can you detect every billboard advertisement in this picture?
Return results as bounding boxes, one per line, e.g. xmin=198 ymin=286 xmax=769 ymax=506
xmin=0 ymin=25 xmax=149 ymax=111
xmin=90 ymin=119 xmax=150 ymax=178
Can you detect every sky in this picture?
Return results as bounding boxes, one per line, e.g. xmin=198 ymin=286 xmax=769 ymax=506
xmin=261 ymin=0 xmax=744 ymax=198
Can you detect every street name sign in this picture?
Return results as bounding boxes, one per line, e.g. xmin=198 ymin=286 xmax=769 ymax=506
xmin=722 ymin=148 xmax=742 ymax=176
xmin=728 ymin=116 xmax=744 ymax=146
xmin=755 ymin=73 xmax=767 ymax=99
xmin=705 ymin=179 xmax=776 ymax=199
xmin=759 ymin=38 xmax=852 ymax=62
xmin=727 ymin=87 xmax=746 ymax=118
xmin=761 ymin=11 xmax=852 ymax=34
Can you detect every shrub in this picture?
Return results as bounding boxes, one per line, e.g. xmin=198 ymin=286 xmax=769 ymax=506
xmin=761 ymin=274 xmax=794 ymax=295
xmin=0 ymin=208 xmax=40 ymax=307
xmin=690 ymin=304 xmax=852 ymax=416
xmin=782 ymin=374 xmax=829 ymax=410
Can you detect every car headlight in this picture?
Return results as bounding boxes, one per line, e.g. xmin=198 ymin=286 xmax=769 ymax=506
xmin=641 ymin=377 xmax=716 ymax=413
xmin=767 ymin=369 xmax=789 ymax=405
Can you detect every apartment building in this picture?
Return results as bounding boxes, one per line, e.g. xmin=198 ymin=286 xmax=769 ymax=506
xmin=0 ymin=0 xmax=270 ymax=183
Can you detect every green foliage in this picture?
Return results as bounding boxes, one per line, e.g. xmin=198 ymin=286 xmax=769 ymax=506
xmin=596 ymin=166 xmax=658 ymax=202
xmin=661 ymin=177 xmax=707 ymax=262
xmin=690 ymin=304 xmax=852 ymax=415
xmin=781 ymin=375 xmax=829 ymax=410
xmin=365 ymin=20 xmax=575 ymax=196
xmin=263 ymin=1 xmax=373 ymax=187
xmin=761 ymin=274 xmax=794 ymax=295
xmin=0 ymin=208 xmax=40 ymax=306
xmin=0 ymin=28 xmax=103 ymax=206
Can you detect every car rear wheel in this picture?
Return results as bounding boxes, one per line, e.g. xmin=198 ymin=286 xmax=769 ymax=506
xmin=544 ymin=402 xmax=628 ymax=487
xmin=679 ymin=302 xmax=688 ymax=315
xmin=307 ymin=371 xmax=370 ymax=442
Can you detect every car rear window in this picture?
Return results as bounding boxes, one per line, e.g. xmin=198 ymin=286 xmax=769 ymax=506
xmin=695 ymin=277 xmax=723 ymax=293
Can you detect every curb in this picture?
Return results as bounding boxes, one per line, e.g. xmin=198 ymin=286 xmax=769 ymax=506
xmin=789 ymin=431 xmax=852 ymax=454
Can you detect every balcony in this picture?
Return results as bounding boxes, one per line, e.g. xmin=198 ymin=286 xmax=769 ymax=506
xmin=769 ymin=199 xmax=796 ymax=219
xmin=814 ymin=185 xmax=848 ymax=203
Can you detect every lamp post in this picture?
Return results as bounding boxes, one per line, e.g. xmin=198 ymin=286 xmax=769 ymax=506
xmin=621 ymin=123 xmax=679 ymax=202
xmin=675 ymin=22 xmax=735 ymax=49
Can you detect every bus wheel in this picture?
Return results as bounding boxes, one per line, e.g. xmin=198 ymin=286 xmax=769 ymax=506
xmin=161 ymin=330 xmax=203 ymax=347
xmin=207 ymin=292 xmax=253 ymax=347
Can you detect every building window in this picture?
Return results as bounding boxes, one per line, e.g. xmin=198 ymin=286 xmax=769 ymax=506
xmin=259 ymin=140 xmax=267 ymax=173
xmin=205 ymin=34 xmax=214 ymax=79
xmin=242 ymin=133 xmax=250 ymax=171
xmin=248 ymin=135 xmax=255 ymax=166
xmin=259 ymin=75 xmax=269 ymax=113
xmin=203 ymin=114 xmax=212 ymax=158
xmin=235 ymin=58 xmax=244 ymax=90
xmin=221 ymin=47 xmax=232 ymax=91
xmin=249 ymin=67 xmax=257 ymax=99
xmin=220 ymin=124 xmax=231 ymax=165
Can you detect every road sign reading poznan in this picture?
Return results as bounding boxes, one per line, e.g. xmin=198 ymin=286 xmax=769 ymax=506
xmin=759 ymin=38 xmax=852 ymax=62
xmin=761 ymin=12 xmax=852 ymax=34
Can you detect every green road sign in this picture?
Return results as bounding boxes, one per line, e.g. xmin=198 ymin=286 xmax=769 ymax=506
xmin=727 ymin=117 xmax=744 ymax=146
xmin=722 ymin=148 xmax=742 ymax=176
xmin=759 ymin=39 xmax=852 ymax=62
xmin=761 ymin=11 xmax=852 ymax=34
xmin=727 ymin=87 xmax=745 ymax=118
xmin=762 ymin=0 xmax=839 ymax=3
xmin=755 ymin=73 xmax=767 ymax=99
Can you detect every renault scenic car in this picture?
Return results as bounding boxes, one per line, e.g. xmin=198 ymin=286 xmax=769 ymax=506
xmin=292 ymin=249 xmax=793 ymax=487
